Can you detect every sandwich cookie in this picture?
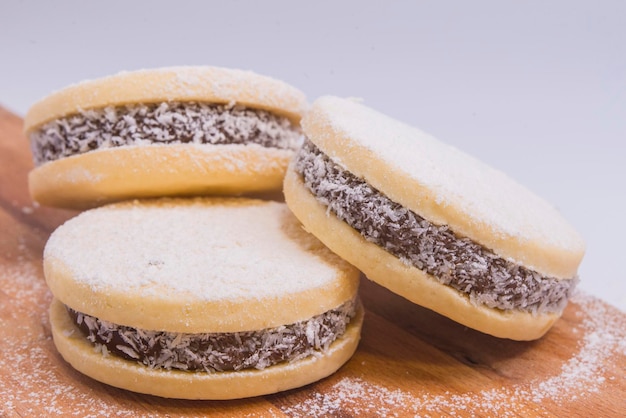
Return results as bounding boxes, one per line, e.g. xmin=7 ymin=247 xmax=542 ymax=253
xmin=284 ymin=96 xmax=585 ymax=341
xmin=45 ymin=198 xmax=362 ymax=399
xmin=25 ymin=66 xmax=307 ymax=209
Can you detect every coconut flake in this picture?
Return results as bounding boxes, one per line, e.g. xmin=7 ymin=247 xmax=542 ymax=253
xmin=67 ymin=298 xmax=357 ymax=372
xmin=30 ymin=102 xmax=301 ymax=165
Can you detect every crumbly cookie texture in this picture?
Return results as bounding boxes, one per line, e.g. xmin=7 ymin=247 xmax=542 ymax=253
xmin=67 ymin=298 xmax=357 ymax=372
xmin=294 ymin=139 xmax=577 ymax=313
xmin=30 ymin=102 xmax=302 ymax=165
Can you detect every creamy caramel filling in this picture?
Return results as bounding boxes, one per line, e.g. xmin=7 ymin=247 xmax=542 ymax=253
xmin=30 ymin=102 xmax=302 ymax=166
xmin=67 ymin=298 xmax=357 ymax=372
xmin=294 ymin=139 xmax=577 ymax=313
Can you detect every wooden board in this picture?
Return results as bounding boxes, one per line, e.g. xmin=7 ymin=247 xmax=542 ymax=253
xmin=1 ymin=106 xmax=625 ymax=417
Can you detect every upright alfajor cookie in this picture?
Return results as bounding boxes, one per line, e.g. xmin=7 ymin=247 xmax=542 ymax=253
xmin=284 ymin=96 xmax=585 ymax=341
xmin=25 ymin=66 xmax=307 ymax=209
xmin=45 ymin=198 xmax=362 ymax=399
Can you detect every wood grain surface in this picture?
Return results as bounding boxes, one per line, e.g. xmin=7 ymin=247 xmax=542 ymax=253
xmin=1 ymin=106 xmax=625 ymax=417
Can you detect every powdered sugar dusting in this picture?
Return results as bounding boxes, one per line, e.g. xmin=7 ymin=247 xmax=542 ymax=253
xmin=0 ymin=237 xmax=139 ymax=417
xmin=281 ymin=291 xmax=626 ymax=417
xmin=307 ymin=96 xmax=584 ymax=253
xmin=168 ymin=66 xmax=303 ymax=112
xmin=25 ymin=66 xmax=308 ymax=132
xmin=45 ymin=199 xmax=342 ymax=303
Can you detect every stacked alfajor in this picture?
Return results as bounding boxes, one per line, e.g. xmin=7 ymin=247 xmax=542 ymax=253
xmin=25 ymin=66 xmax=308 ymax=209
xmin=284 ymin=96 xmax=585 ymax=341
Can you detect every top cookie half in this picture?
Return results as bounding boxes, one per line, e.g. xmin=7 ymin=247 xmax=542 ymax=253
xmin=296 ymin=96 xmax=584 ymax=280
xmin=24 ymin=66 xmax=308 ymax=209
xmin=44 ymin=197 xmax=359 ymax=333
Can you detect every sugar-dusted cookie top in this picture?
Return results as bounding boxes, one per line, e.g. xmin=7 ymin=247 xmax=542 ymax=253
xmin=301 ymin=96 xmax=584 ymax=279
xmin=25 ymin=66 xmax=308 ymax=132
xmin=44 ymin=197 xmax=359 ymax=333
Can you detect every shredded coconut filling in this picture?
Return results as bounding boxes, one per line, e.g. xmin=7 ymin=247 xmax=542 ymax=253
xmin=30 ymin=102 xmax=302 ymax=166
xmin=66 ymin=298 xmax=357 ymax=372
xmin=294 ymin=139 xmax=577 ymax=313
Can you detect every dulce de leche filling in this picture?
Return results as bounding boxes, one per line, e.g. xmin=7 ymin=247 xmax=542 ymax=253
xmin=294 ymin=139 xmax=577 ymax=314
xmin=30 ymin=102 xmax=302 ymax=166
xmin=66 ymin=298 xmax=357 ymax=372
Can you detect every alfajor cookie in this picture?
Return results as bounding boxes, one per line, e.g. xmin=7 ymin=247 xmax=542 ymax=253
xmin=25 ymin=66 xmax=307 ymax=209
xmin=44 ymin=198 xmax=362 ymax=399
xmin=284 ymin=96 xmax=585 ymax=341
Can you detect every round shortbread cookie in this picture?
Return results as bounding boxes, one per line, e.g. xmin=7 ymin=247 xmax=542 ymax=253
xmin=44 ymin=197 xmax=362 ymax=398
xmin=284 ymin=96 xmax=585 ymax=340
xmin=25 ymin=66 xmax=308 ymax=209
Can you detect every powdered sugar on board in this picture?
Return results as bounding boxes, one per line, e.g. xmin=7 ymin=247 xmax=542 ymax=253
xmin=1 ymin=226 xmax=625 ymax=416
xmin=280 ymin=291 xmax=626 ymax=417
xmin=0 ymin=233 xmax=139 ymax=417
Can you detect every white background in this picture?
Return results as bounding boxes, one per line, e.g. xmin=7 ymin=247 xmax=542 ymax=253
xmin=1 ymin=1 xmax=624 ymax=311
